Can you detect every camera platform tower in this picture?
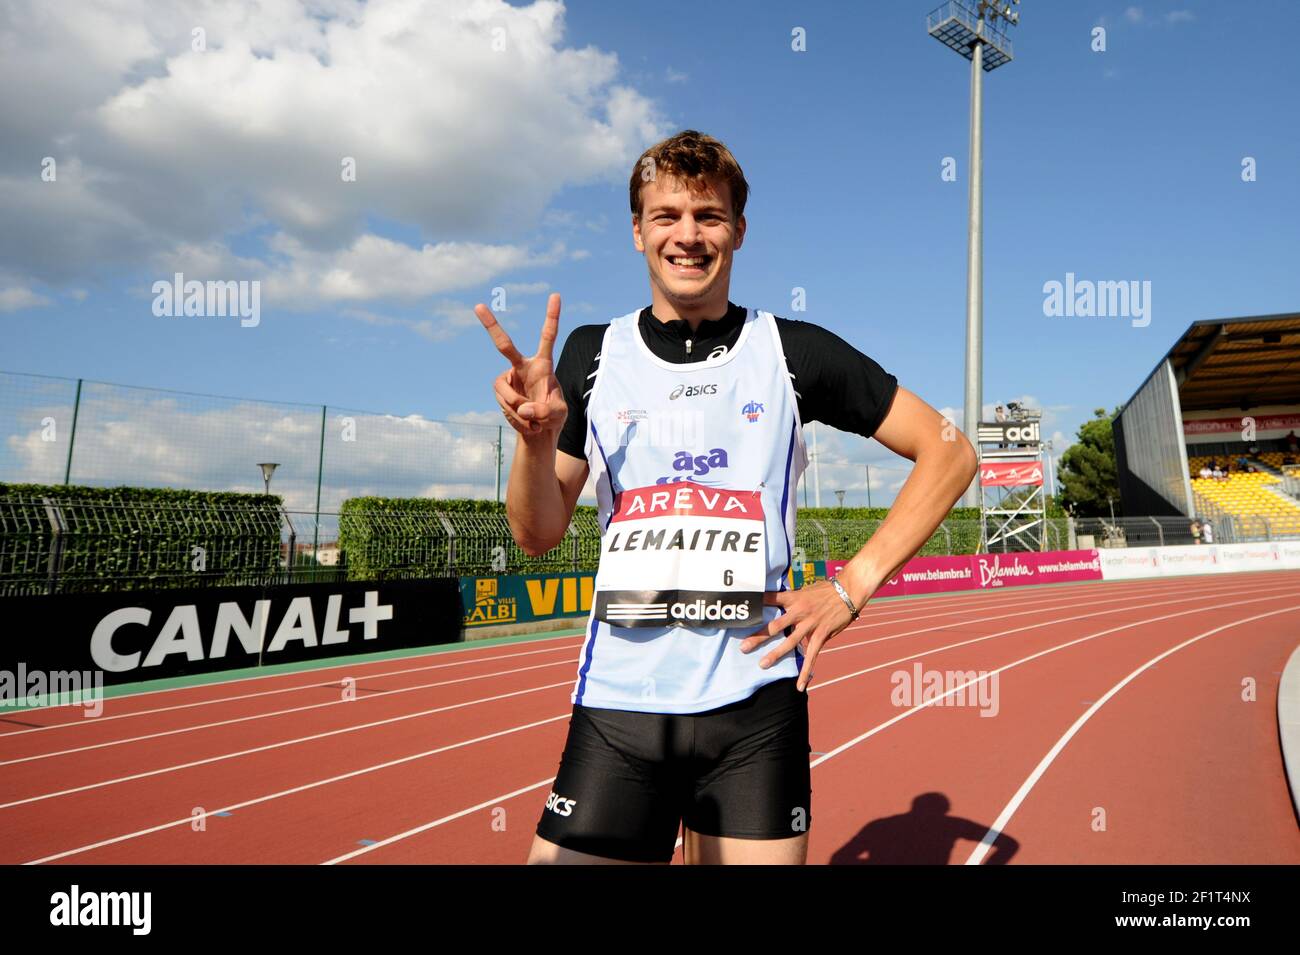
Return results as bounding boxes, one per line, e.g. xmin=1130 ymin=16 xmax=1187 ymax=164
xmin=977 ymin=404 xmax=1046 ymax=552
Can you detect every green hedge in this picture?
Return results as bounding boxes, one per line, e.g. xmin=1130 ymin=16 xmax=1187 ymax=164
xmin=338 ymin=495 xmax=601 ymax=580
xmin=335 ymin=497 xmax=1056 ymax=576
xmin=0 ymin=484 xmax=283 ymax=594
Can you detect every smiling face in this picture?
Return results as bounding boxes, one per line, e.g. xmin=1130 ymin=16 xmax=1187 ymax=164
xmin=632 ymin=173 xmax=745 ymax=325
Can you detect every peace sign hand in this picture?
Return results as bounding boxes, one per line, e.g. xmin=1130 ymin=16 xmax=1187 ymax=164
xmin=476 ymin=292 xmax=568 ymax=441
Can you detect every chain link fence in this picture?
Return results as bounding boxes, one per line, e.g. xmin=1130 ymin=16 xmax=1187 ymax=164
xmin=0 ymin=371 xmax=510 ymax=515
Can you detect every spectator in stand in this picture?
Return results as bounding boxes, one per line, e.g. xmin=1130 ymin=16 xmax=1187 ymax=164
xmin=1236 ymin=454 xmax=1251 ymax=472
xmin=1212 ymin=464 xmax=1225 ymax=480
xmin=1287 ymin=430 xmax=1299 ymax=454
xmin=1202 ymin=519 xmax=1214 ymax=544
xmin=1190 ymin=519 xmax=1202 ymax=544
xmin=1198 ymin=464 xmax=1212 ymax=480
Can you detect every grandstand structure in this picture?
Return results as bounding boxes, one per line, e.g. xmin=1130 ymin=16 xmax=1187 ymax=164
xmin=1113 ymin=313 xmax=1300 ymax=540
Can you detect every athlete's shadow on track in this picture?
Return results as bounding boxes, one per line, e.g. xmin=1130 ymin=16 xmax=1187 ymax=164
xmin=829 ymin=792 xmax=1019 ymax=865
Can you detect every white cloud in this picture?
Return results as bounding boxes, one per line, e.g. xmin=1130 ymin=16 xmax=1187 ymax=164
xmin=2 ymin=389 xmax=512 ymax=508
xmin=1124 ymin=7 xmax=1144 ymax=23
xmin=0 ymin=286 xmax=51 ymax=311
xmin=2 ymin=0 xmax=671 ymax=299
xmin=1165 ymin=10 xmax=1195 ymax=24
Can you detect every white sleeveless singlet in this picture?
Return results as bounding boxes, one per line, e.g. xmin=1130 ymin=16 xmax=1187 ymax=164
xmin=573 ymin=307 xmax=809 ymax=713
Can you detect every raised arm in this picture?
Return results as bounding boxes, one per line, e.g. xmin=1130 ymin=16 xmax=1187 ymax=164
xmin=476 ymin=293 xmax=589 ymax=556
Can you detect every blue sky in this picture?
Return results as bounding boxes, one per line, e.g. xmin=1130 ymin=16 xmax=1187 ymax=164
xmin=3 ymin=0 xmax=1297 ymax=509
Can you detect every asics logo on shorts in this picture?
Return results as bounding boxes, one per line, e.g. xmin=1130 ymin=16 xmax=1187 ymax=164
xmin=545 ymin=791 xmax=577 ymax=817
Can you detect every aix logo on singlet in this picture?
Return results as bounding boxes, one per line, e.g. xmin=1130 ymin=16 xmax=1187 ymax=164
xmin=655 ymin=447 xmax=729 ymax=485
xmin=741 ymin=400 xmax=764 ymax=423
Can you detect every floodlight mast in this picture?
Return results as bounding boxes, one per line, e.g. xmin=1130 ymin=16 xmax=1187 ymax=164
xmin=926 ymin=2 xmax=1020 ymax=507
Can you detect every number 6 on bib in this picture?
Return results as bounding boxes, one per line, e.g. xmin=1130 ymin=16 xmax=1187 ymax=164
xmin=593 ymin=481 xmax=765 ymax=628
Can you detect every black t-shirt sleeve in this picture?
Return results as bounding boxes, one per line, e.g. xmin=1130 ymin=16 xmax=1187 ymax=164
xmin=774 ymin=317 xmax=899 ymax=438
xmin=554 ymin=323 xmax=608 ymax=459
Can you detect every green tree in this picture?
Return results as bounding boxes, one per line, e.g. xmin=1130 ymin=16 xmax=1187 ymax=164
xmin=1058 ymin=407 xmax=1121 ymax=517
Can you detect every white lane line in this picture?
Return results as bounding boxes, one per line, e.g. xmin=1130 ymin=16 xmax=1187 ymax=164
xmin=0 ymin=636 xmax=586 ymax=733
xmin=321 ymin=778 xmax=559 ymax=865
xmin=962 ymin=604 xmax=1300 ymax=865
xmin=807 ymin=579 xmax=1294 ymax=692
xmin=2 ymin=573 xmax=1223 ymax=727
xmin=25 ymin=579 xmax=1295 ymax=863
xmin=23 ymin=718 xmax=569 ymax=865
xmin=7 ymin=577 xmax=1240 ymax=766
xmin=809 ymin=576 xmax=1290 ymax=662
xmin=0 ymin=657 xmax=580 ymax=766
xmin=807 ymin=592 xmax=1298 ymax=775
xmin=0 ymin=681 xmax=574 ymax=810
xmin=4 ymin=574 xmax=1258 ymax=735
xmin=314 ymin=584 xmax=1298 ymax=863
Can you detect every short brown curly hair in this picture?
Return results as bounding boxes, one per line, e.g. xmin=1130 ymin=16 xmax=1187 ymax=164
xmin=628 ymin=129 xmax=749 ymax=221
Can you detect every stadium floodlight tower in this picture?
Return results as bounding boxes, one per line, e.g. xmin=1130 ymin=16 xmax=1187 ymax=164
xmin=926 ymin=1 xmax=1020 ymax=507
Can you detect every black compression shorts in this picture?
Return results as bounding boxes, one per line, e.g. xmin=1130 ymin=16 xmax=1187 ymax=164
xmin=534 ymin=677 xmax=812 ymax=862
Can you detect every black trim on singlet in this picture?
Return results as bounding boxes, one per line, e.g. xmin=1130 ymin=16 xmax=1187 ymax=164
xmin=554 ymin=302 xmax=899 ymax=460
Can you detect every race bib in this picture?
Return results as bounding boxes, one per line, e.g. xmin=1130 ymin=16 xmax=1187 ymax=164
xmin=593 ymin=481 xmax=766 ymax=629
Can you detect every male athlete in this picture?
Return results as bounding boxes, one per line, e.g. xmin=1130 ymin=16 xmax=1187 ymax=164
xmin=476 ymin=130 xmax=977 ymax=864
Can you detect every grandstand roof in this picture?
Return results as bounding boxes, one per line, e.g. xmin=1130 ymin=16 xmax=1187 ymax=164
xmin=1127 ymin=311 xmax=1300 ymax=413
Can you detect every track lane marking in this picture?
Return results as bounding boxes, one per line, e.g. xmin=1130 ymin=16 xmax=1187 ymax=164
xmin=23 ymin=717 xmax=568 ymax=865
xmin=7 ymin=576 xmax=1262 ymax=773
xmin=8 ymin=572 xmax=1260 ymax=726
xmin=327 ymin=586 xmax=1300 ymax=862
xmin=962 ymin=603 xmax=1300 ymax=865
xmin=0 ymin=681 xmax=573 ymax=811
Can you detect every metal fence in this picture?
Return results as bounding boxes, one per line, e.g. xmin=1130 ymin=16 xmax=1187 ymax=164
xmin=0 ymin=370 xmax=510 ymax=514
xmin=1073 ymin=513 xmax=1300 ymax=546
xmin=1 ymin=498 xmax=1075 ymax=597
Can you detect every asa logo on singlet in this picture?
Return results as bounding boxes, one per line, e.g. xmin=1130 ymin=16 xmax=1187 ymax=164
xmin=655 ymin=447 xmax=729 ymax=485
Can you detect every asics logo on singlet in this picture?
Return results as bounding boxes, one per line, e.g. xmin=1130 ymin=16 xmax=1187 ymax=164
xmin=655 ymin=447 xmax=729 ymax=485
xmin=670 ymin=599 xmax=749 ymax=622
xmin=669 ymin=383 xmax=718 ymax=400
xmin=545 ymin=791 xmax=577 ymax=816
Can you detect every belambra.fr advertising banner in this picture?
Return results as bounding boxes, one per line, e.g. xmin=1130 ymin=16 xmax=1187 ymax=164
xmin=815 ymin=550 xmax=1104 ymax=598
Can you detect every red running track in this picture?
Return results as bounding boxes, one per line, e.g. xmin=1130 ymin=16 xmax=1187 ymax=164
xmin=2 ymin=572 xmax=1298 ymax=865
